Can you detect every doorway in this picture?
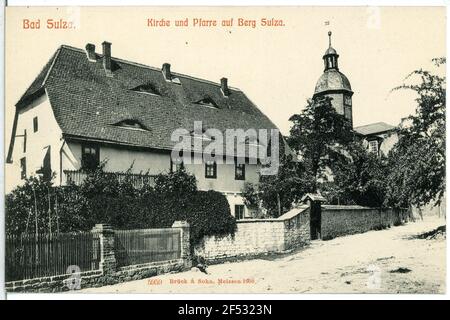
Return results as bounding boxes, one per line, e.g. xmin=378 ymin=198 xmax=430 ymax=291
xmin=310 ymin=201 xmax=322 ymax=240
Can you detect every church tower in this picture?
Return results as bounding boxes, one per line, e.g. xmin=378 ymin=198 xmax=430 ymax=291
xmin=313 ymin=31 xmax=353 ymax=126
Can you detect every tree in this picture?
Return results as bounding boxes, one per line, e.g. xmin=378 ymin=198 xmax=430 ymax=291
xmin=288 ymin=96 xmax=354 ymax=192
xmin=5 ymin=175 xmax=55 ymax=236
xmin=325 ymin=139 xmax=389 ymax=207
xmin=244 ymin=96 xmax=357 ymax=216
xmin=385 ymin=58 xmax=445 ymax=209
xmin=241 ymin=154 xmax=315 ymax=217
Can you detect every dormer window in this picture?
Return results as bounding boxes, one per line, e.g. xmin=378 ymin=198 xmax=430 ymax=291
xmin=194 ymin=97 xmax=218 ymax=108
xmin=189 ymin=128 xmax=214 ymax=141
xmin=131 ymin=83 xmax=160 ymax=96
xmin=244 ymin=136 xmax=262 ymax=147
xmin=113 ymin=119 xmax=149 ymax=131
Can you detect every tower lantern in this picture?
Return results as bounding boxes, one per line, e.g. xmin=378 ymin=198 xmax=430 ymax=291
xmin=313 ymin=31 xmax=354 ymax=126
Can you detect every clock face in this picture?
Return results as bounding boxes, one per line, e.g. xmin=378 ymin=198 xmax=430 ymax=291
xmin=344 ymin=95 xmax=352 ymax=105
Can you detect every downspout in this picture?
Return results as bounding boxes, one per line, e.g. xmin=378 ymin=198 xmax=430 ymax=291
xmin=59 ymin=140 xmax=66 ymax=186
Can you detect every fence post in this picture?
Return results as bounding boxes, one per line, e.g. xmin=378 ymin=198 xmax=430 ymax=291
xmin=91 ymin=224 xmax=116 ymax=275
xmin=172 ymin=221 xmax=191 ymax=269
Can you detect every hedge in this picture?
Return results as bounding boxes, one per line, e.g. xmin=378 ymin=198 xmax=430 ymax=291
xmin=5 ymin=169 xmax=236 ymax=247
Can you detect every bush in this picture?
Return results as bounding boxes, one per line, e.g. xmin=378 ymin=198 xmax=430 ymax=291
xmin=5 ymin=168 xmax=236 ymax=247
xmin=154 ymin=168 xmax=197 ymax=196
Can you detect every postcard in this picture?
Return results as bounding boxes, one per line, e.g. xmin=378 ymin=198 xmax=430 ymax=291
xmin=3 ymin=5 xmax=446 ymax=295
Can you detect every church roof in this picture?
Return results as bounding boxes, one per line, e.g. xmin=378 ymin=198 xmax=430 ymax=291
xmin=314 ymin=69 xmax=352 ymax=95
xmin=354 ymin=122 xmax=397 ymax=136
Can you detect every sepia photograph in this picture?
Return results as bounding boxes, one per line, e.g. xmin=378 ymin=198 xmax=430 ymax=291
xmin=1 ymin=4 xmax=446 ymax=298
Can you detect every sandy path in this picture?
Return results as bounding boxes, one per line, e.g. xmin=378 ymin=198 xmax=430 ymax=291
xmin=79 ymin=216 xmax=446 ymax=294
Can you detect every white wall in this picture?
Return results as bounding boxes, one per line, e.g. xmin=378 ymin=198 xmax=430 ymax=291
xmin=10 ymin=93 xmax=63 ymax=187
xmin=184 ymin=156 xmax=259 ymax=193
xmin=62 ymin=142 xmax=260 ymax=215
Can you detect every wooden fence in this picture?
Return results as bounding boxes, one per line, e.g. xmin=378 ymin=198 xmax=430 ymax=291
xmin=114 ymin=228 xmax=181 ymax=268
xmin=64 ymin=170 xmax=157 ymax=189
xmin=5 ymin=232 xmax=101 ymax=282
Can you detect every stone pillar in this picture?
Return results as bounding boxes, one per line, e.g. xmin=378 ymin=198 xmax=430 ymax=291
xmin=91 ymin=224 xmax=116 ymax=275
xmin=172 ymin=221 xmax=191 ymax=269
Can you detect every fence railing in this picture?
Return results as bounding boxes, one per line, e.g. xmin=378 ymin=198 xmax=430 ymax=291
xmin=114 ymin=228 xmax=181 ymax=268
xmin=5 ymin=232 xmax=101 ymax=282
xmin=64 ymin=170 xmax=157 ymax=189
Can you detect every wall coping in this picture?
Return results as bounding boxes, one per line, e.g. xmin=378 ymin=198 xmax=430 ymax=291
xmin=237 ymin=218 xmax=282 ymax=223
xmin=276 ymin=206 xmax=309 ymax=220
xmin=322 ymin=205 xmax=394 ymax=211
xmin=236 ymin=206 xmax=309 ymax=223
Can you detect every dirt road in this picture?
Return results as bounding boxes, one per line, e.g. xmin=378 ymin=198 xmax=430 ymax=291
xmin=80 ymin=216 xmax=446 ymax=294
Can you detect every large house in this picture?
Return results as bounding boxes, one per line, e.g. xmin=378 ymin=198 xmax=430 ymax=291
xmin=6 ymin=41 xmax=282 ymax=219
xmin=312 ymin=32 xmax=399 ymax=155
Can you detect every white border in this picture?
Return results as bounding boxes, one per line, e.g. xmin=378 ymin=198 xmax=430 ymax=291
xmin=0 ymin=0 xmax=5 ymax=302
xmin=4 ymin=0 xmax=450 ymax=6
xmin=1 ymin=0 xmax=449 ymax=301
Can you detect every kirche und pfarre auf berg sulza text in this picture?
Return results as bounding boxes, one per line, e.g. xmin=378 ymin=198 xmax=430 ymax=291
xmin=146 ymin=17 xmax=285 ymax=28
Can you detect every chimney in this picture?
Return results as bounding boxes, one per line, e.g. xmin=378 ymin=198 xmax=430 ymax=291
xmin=102 ymin=41 xmax=112 ymax=75
xmin=85 ymin=43 xmax=96 ymax=61
xmin=221 ymin=77 xmax=230 ymax=97
xmin=162 ymin=63 xmax=171 ymax=81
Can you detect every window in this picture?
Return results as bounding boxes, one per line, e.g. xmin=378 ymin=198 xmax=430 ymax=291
xmin=205 ymin=160 xmax=217 ymax=179
xmin=194 ymin=97 xmax=218 ymax=108
xmin=235 ymin=205 xmax=245 ymax=220
xmin=344 ymin=95 xmax=352 ymax=106
xmin=81 ymin=144 xmax=100 ymax=170
xmin=36 ymin=147 xmax=52 ymax=181
xmin=191 ymin=131 xmax=213 ymax=142
xmin=33 ymin=117 xmax=38 ymax=132
xmin=114 ymin=119 xmax=149 ymax=131
xmin=244 ymin=136 xmax=261 ymax=147
xmin=369 ymin=140 xmax=379 ymax=154
xmin=344 ymin=105 xmax=352 ymax=123
xmin=20 ymin=157 xmax=26 ymax=179
xmin=131 ymin=83 xmax=160 ymax=96
xmin=235 ymin=161 xmax=245 ymax=180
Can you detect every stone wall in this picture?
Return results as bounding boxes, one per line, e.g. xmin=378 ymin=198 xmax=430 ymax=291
xmin=283 ymin=207 xmax=310 ymax=250
xmin=321 ymin=205 xmax=404 ymax=240
xmin=194 ymin=206 xmax=310 ymax=262
xmin=5 ymin=260 xmax=184 ymax=293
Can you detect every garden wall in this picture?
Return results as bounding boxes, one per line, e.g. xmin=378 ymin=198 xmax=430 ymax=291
xmin=321 ymin=205 xmax=404 ymax=240
xmin=194 ymin=206 xmax=310 ymax=263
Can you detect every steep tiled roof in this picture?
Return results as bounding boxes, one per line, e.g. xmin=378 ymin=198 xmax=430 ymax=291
xmin=354 ymin=122 xmax=396 ymax=136
xmin=15 ymin=45 xmax=281 ymax=156
xmin=16 ymin=49 xmax=60 ymax=108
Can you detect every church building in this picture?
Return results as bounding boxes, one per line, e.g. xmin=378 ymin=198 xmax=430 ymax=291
xmin=313 ymin=32 xmax=398 ymax=156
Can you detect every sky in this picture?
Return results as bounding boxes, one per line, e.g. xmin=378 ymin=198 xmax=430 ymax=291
xmin=4 ymin=6 xmax=446 ymax=191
